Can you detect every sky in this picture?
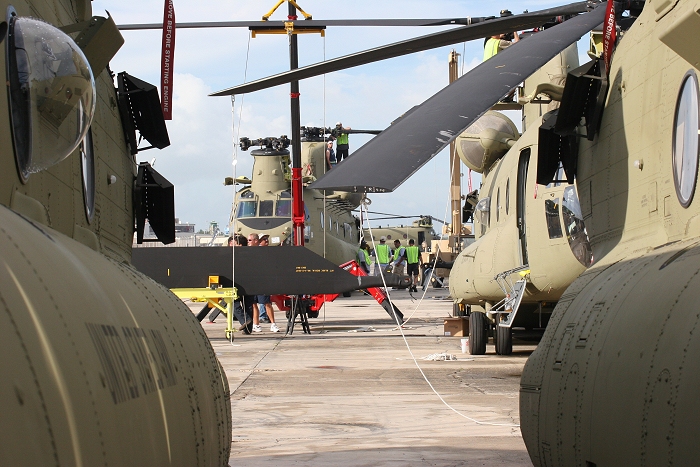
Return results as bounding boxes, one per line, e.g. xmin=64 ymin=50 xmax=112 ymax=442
xmin=91 ymin=0 xmax=589 ymax=232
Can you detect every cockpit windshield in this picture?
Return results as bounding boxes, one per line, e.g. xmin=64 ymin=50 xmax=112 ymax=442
xmin=236 ymin=201 xmax=256 ymax=218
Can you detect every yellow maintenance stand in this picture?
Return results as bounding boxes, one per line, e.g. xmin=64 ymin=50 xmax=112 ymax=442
xmin=171 ymin=276 xmax=238 ymax=339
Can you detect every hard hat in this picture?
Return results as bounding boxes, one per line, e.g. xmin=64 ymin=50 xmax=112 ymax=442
xmin=380 ymin=236 xmax=386 ymax=241
xmin=336 ymin=122 xmax=342 ymax=126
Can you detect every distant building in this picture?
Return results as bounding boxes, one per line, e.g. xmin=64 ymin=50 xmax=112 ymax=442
xmin=134 ymin=218 xmax=211 ymax=247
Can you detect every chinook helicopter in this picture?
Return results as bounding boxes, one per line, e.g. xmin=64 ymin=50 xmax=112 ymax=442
xmin=447 ymin=40 xmax=596 ymax=355
xmin=231 ymin=128 xmax=379 ymax=265
xmin=215 ymin=0 xmax=700 ymax=464
xmin=0 ymin=0 xmax=232 ymax=465
xmin=211 ymin=2 xmax=602 ymax=358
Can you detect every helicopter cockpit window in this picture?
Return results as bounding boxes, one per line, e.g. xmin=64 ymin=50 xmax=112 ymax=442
xmin=275 ymin=199 xmax=291 ymax=217
xmin=236 ymin=200 xmax=256 ymax=218
xmin=6 ymin=14 xmax=96 ymax=182
xmin=259 ymin=200 xmax=273 ymax=217
xmin=545 ymin=198 xmax=563 ymax=239
xmin=562 ymin=186 xmax=593 ymax=267
xmin=80 ymin=128 xmax=95 ymax=222
xmin=475 ymin=197 xmax=490 ymax=227
xmin=673 ymin=71 xmax=700 ymax=207
xmin=275 ymin=191 xmax=291 ymax=217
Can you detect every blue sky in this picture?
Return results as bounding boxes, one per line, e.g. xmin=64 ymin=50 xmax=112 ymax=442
xmin=92 ymin=0 xmax=589 ymax=232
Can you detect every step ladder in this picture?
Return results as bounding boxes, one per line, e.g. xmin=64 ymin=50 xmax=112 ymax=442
xmin=491 ymin=265 xmax=529 ymax=328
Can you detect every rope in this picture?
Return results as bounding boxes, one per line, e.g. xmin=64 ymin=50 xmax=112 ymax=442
xmin=360 ymin=186 xmax=518 ymax=428
xmin=228 ymin=32 xmax=252 ymax=344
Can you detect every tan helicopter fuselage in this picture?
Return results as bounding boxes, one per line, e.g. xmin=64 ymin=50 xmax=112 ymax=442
xmin=521 ymin=1 xmax=700 ymax=465
xmin=0 ymin=1 xmax=231 ymax=465
xmin=362 ymin=219 xmax=437 ymax=248
xmin=233 ymin=140 xmax=360 ymax=265
xmin=451 ymin=120 xmax=587 ymax=307
xmin=450 ymin=45 xmax=587 ymax=313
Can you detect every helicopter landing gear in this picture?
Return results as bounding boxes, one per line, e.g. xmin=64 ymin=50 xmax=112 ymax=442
xmin=468 ymin=311 xmax=487 ymax=355
xmin=494 ymin=313 xmax=513 ymax=355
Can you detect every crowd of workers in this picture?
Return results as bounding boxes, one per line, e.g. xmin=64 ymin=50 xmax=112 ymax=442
xmin=357 ymin=236 xmax=423 ymax=293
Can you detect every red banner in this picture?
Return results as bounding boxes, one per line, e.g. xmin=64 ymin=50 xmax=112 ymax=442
xmin=161 ymin=0 xmax=175 ymax=120
xmin=603 ymin=0 xmax=616 ymax=75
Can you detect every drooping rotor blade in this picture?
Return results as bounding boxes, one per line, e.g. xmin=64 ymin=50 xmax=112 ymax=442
xmin=310 ymin=4 xmax=606 ymax=193
xmin=210 ymin=2 xmax=590 ymax=96
xmin=131 ymin=246 xmax=406 ymax=295
xmin=117 ymin=18 xmax=495 ymax=30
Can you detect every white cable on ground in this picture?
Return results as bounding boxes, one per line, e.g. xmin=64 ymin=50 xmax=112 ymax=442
xmin=361 ymin=202 xmax=518 ymax=428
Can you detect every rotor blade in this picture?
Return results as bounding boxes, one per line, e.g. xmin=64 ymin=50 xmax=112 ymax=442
xmin=117 ymin=18 xmax=495 ymax=30
xmin=345 ymin=129 xmax=382 ymax=135
xmin=310 ymin=4 xmax=606 ymax=193
xmin=210 ymin=2 xmax=590 ymax=97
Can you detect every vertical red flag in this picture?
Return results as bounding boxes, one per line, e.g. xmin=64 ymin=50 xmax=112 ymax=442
xmin=161 ymin=0 xmax=175 ymax=120
xmin=603 ymin=0 xmax=616 ymax=74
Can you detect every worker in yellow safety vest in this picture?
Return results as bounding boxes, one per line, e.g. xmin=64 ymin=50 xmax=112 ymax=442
xmin=405 ymin=239 xmax=421 ymax=293
xmin=373 ymin=236 xmax=392 ymax=276
xmin=357 ymin=241 xmax=372 ymax=274
xmin=391 ymin=239 xmax=407 ymax=277
xmin=335 ymin=122 xmax=352 ymax=162
xmin=483 ymin=32 xmax=519 ymax=61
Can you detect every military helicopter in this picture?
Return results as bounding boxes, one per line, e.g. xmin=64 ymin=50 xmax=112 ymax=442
xmin=216 ymin=0 xmax=700 ymax=464
xmin=0 ymin=0 xmax=232 ymax=465
xmin=211 ymin=2 xmax=602 ymax=358
xmin=361 ymin=214 xmax=439 ymax=248
xmin=447 ymin=40 xmax=596 ymax=355
xmin=231 ymin=127 xmax=383 ymax=266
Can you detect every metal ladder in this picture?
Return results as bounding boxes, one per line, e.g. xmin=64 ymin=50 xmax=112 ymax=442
xmin=491 ymin=265 xmax=529 ymax=328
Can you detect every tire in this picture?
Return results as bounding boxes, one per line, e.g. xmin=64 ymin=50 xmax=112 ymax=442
xmin=495 ymin=322 xmax=513 ymax=355
xmin=307 ymin=310 xmax=319 ymax=319
xmin=469 ymin=312 xmax=487 ymax=355
xmin=431 ymin=276 xmax=443 ymax=288
xmin=342 ymin=291 xmax=352 ymax=297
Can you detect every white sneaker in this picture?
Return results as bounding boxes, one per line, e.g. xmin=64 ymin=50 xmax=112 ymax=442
xmin=270 ymin=323 xmax=280 ymax=333
xmin=252 ymin=324 xmax=262 ymax=333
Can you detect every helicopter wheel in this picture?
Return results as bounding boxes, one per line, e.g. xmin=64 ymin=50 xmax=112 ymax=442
xmin=468 ymin=312 xmax=487 ymax=355
xmin=342 ymin=291 xmax=352 ymax=297
xmin=494 ymin=314 xmax=513 ymax=356
xmin=225 ymin=330 xmax=233 ymax=340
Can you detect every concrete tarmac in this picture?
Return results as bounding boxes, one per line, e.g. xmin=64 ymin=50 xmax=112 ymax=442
xmin=192 ymin=288 xmax=535 ymax=466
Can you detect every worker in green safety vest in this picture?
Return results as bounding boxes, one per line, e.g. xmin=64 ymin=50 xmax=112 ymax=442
xmin=373 ymin=236 xmax=391 ymax=276
xmin=335 ymin=122 xmax=351 ymax=162
xmin=483 ymin=30 xmax=519 ymax=102
xmin=391 ymin=239 xmax=407 ymax=276
xmin=357 ymin=241 xmax=372 ymax=274
xmin=483 ymin=31 xmax=519 ymax=61
xmin=405 ymin=239 xmax=421 ymax=293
